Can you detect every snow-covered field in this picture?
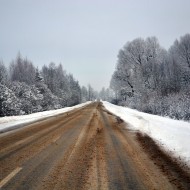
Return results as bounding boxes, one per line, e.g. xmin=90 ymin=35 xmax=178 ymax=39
xmin=0 ymin=102 xmax=91 ymax=133
xmin=102 ymin=101 xmax=190 ymax=166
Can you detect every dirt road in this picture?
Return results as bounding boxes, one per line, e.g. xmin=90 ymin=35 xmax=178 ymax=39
xmin=0 ymin=102 xmax=190 ymax=190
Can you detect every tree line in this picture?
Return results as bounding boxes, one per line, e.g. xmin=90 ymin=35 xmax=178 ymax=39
xmin=1 ymin=34 xmax=189 ymax=120
xmin=108 ymin=34 xmax=190 ymax=120
xmin=0 ymin=53 xmax=97 ymax=116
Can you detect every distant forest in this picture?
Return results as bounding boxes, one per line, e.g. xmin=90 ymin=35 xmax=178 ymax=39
xmin=0 ymin=54 xmax=97 ymax=116
xmin=106 ymin=33 xmax=190 ymax=120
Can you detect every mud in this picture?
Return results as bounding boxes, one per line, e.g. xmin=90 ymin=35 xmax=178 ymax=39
xmin=137 ymin=132 xmax=190 ymax=190
xmin=0 ymin=102 xmax=189 ymax=190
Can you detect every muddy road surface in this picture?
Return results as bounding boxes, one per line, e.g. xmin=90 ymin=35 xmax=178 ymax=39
xmin=0 ymin=102 xmax=190 ymax=190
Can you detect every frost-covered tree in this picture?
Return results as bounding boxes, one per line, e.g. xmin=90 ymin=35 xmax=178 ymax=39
xmin=99 ymin=87 xmax=114 ymax=102
xmin=110 ymin=34 xmax=190 ymax=120
xmin=169 ymin=34 xmax=190 ymax=89
xmin=0 ymin=61 xmax=8 ymax=85
xmin=81 ymin=86 xmax=88 ymax=102
xmin=9 ymin=53 xmax=36 ymax=85
xmin=66 ymin=74 xmax=81 ymax=106
xmin=88 ymin=84 xmax=96 ymax=101
xmin=0 ymin=84 xmax=21 ymax=116
xmin=35 ymin=82 xmax=61 ymax=110
xmin=1 ymin=53 xmax=94 ymax=116
xmin=8 ymin=81 xmax=44 ymax=114
xmin=35 ymin=68 xmax=44 ymax=83
xmin=42 ymin=63 xmax=71 ymax=106
xmin=35 ymin=70 xmax=61 ymax=111
xmin=99 ymin=87 xmax=106 ymax=100
xmin=174 ymin=34 xmax=190 ymax=68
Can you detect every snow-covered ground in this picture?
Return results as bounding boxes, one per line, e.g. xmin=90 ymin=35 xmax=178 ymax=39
xmin=0 ymin=102 xmax=91 ymax=133
xmin=102 ymin=101 xmax=190 ymax=166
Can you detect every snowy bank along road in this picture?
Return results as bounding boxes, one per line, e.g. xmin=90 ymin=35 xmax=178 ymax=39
xmin=0 ymin=102 xmax=190 ymax=190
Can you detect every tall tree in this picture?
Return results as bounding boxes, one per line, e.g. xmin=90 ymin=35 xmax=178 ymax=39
xmin=9 ymin=53 xmax=36 ymax=84
xmin=0 ymin=61 xmax=8 ymax=84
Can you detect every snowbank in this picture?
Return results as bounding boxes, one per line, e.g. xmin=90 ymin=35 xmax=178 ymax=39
xmin=102 ymin=101 xmax=190 ymax=166
xmin=0 ymin=102 xmax=91 ymax=133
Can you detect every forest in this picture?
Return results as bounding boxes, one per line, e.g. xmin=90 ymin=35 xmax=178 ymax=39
xmin=106 ymin=33 xmax=190 ymax=120
xmin=0 ymin=54 xmax=97 ymax=116
xmin=1 ymin=34 xmax=190 ymax=121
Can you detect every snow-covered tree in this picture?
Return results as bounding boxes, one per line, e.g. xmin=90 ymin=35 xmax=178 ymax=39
xmin=35 ymin=82 xmax=61 ymax=110
xmin=66 ymin=74 xmax=81 ymax=106
xmin=87 ymin=84 xmax=97 ymax=101
xmin=99 ymin=87 xmax=114 ymax=102
xmin=9 ymin=53 xmax=36 ymax=85
xmin=42 ymin=63 xmax=72 ymax=106
xmin=0 ymin=61 xmax=8 ymax=85
xmin=8 ymin=82 xmax=42 ymax=114
xmin=81 ymin=86 xmax=88 ymax=102
xmin=110 ymin=34 xmax=190 ymax=120
xmin=0 ymin=84 xmax=21 ymax=116
xmin=169 ymin=34 xmax=190 ymax=90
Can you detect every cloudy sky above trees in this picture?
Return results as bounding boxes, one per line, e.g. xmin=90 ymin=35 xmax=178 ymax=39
xmin=0 ymin=0 xmax=190 ymax=90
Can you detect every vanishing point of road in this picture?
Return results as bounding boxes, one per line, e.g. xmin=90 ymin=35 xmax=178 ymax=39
xmin=0 ymin=102 xmax=190 ymax=190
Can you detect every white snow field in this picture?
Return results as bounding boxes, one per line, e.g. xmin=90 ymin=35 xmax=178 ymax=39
xmin=102 ymin=101 xmax=190 ymax=166
xmin=0 ymin=101 xmax=91 ymax=133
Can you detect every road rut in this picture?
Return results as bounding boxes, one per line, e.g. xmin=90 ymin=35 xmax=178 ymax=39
xmin=0 ymin=102 xmax=189 ymax=190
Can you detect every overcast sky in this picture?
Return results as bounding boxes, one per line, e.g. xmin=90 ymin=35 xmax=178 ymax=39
xmin=0 ymin=0 xmax=190 ymax=91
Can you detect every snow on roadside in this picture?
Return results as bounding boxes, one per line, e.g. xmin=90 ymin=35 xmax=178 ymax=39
xmin=0 ymin=101 xmax=91 ymax=132
xmin=102 ymin=101 xmax=190 ymax=166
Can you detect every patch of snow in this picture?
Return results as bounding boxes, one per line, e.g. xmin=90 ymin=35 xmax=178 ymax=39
xmin=0 ymin=102 xmax=91 ymax=133
xmin=102 ymin=101 xmax=190 ymax=166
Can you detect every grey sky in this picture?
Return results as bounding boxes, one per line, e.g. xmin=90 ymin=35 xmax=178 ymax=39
xmin=0 ymin=0 xmax=190 ymax=91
